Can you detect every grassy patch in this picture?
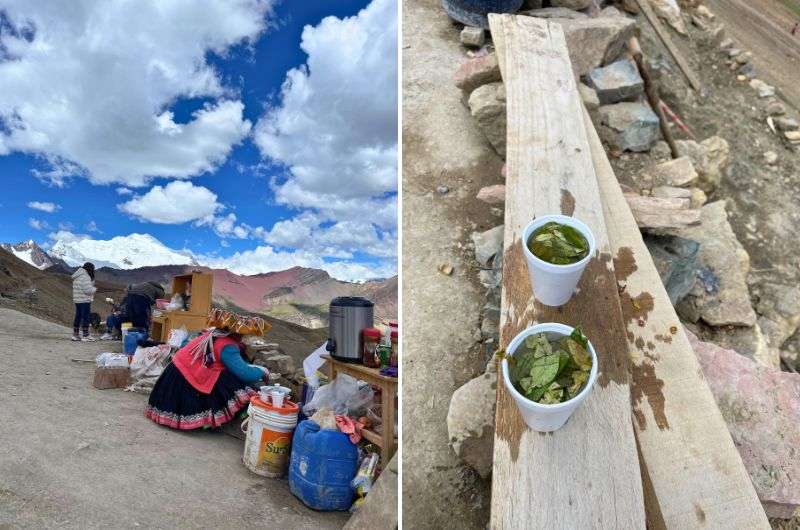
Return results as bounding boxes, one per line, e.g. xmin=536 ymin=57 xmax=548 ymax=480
xmin=779 ymin=0 xmax=800 ymax=19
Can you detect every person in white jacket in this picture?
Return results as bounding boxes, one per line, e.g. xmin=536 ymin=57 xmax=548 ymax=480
xmin=72 ymin=262 xmax=97 ymax=341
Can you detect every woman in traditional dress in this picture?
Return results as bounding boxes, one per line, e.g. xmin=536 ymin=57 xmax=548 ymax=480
xmin=145 ymin=326 xmax=269 ymax=430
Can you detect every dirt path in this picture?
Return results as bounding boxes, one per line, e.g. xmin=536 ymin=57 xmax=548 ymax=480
xmin=708 ymin=0 xmax=800 ymax=111
xmin=0 ymin=308 xmax=348 ymax=529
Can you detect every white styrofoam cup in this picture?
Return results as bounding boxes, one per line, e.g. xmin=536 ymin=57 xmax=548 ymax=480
xmin=522 ymin=214 xmax=596 ymax=307
xmin=502 ymin=322 xmax=598 ymax=432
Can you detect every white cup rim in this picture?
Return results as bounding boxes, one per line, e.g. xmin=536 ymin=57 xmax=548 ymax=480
xmin=522 ymin=215 xmax=596 ymax=272
xmin=501 ymin=322 xmax=599 ymax=410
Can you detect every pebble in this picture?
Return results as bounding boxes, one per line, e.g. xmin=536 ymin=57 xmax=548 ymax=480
xmin=763 ymin=151 xmax=778 ymax=165
xmin=437 ymin=185 xmax=449 ymax=194
xmin=460 ymin=26 xmax=485 ymax=48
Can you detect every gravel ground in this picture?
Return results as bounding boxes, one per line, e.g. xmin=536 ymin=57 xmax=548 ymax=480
xmin=0 ymin=307 xmax=348 ymax=529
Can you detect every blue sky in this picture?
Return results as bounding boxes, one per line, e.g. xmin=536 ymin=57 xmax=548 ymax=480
xmin=0 ymin=0 xmax=397 ymax=281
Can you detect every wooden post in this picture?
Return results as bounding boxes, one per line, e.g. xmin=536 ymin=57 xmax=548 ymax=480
xmin=487 ymin=14 xmax=646 ymax=529
xmin=583 ymin=106 xmax=770 ymax=529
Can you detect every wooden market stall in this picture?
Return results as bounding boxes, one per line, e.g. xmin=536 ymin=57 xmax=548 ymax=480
xmin=150 ymin=271 xmax=213 ymax=341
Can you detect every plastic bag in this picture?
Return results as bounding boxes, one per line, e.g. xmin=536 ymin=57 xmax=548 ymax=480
xmin=167 ymin=326 xmax=188 ymax=348
xmin=130 ymin=344 xmax=171 ymax=379
xmin=302 ymin=373 xmax=374 ymax=417
xmin=95 ymin=352 xmax=129 ymax=368
xmin=166 ymin=293 xmax=184 ymax=311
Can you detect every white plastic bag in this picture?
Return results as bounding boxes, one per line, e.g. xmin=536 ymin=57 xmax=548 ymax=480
xmin=166 ymin=293 xmax=184 ymax=311
xmin=167 ymin=326 xmax=188 ymax=348
xmin=95 ymin=352 xmax=129 ymax=368
xmin=130 ymin=344 xmax=171 ymax=379
xmin=302 ymin=373 xmax=374 ymax=417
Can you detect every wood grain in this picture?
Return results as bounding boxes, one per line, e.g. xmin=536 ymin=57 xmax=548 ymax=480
xmin=488 ymin=14 xmax=646 ymax=529
xmin=585 ymin=106 xmax=770 ymax=529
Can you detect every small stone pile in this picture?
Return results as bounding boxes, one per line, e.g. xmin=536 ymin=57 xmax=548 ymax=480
xmin=243 ymin=338 xmax=303 ymax=395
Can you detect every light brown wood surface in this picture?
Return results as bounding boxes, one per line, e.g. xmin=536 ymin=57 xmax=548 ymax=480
xmin=488 ymin=14 xmax=645 ymax=529
xmin=584 ymin=106 xmax=770 ymax=529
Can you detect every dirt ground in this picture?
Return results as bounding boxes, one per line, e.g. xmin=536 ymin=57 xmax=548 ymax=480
xmin=401 ymin=0 xmax=504 ymax=527
xmin=0 ymin=308 xmax=349 ymax=529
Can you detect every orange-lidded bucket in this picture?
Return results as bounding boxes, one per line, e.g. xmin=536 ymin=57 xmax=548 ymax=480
xmin=241 ymin=396 xmax=300 ymax=478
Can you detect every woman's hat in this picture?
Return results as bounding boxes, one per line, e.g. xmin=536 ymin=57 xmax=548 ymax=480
xmin=207 ymin=307 xmax=271 ymax=336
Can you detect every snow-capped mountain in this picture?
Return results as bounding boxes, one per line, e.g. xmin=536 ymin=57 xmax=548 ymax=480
xmin=1 ymin=240 xmax=55 ymax=270
xmin=48 ymin=233 xmax=197 ymax=270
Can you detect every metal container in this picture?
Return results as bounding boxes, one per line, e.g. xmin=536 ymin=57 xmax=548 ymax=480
xmin=326 ymin=297 xmax=374 ymax=363
xmin=441 ymin=0 xmax=524 ymax=29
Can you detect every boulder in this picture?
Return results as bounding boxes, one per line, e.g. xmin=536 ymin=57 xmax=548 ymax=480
xmin=637 ymin=156 xmax=698 ymax=188
xmin=555 ymin=16 xmax=637 ymax=77
xmin=447 ymin=371 xmax=496 ymax=479
xmin=755 ymin=282 xmax=800 ymax=351
xmin=468 ymin=82 xmax=506 ymax=157
xmin=671 ymin=201 xmax=757 ymax=327
xmin=774 ymin=117 xmax=799 ymax=132
xmin=650 ymin=0 xmax=687 ymax=35
xmin=651 ymin=185 xmax=692 ymax=200
xmin=471 ymin=225 xmax=504 ymax=267
xmin=624 ymin=194 xmax=701 ymax=229
xmin=550 ymin=0 xmax=591 ymax=9
xmin=254 ymin=353 xmax=296 ymax=376
xmin=699 ymin=322 xmax=774 ymax=367
xmin=599 ymin=6 xmax=623 ymax=18
xmin=460 ymin=26 xmax=485 ymax=48
xmin=454 ymin=54 xmax=501 ymax=94
xmin=598 ymin=102 xmax=660 ymax=152
xmin=643 ymin=234 xmax=700 ymax=304
xmin=578 ymin=82 xmax=600 ymax=110
xmin=522 ymin=6 xmax=588 ymax=19
xmin=652 ymin=136 xmax=730 ymax=192
xmin=476 ymin=184 xmax=506 ymax=205
xmin=588 ymin=59 xmax=644 ymax=104
xmin=688 ymin=330 xmax=800 ymax=519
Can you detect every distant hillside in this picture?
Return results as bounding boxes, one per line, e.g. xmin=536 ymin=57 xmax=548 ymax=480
xmin=0 ymin=248 xmax=326 ymax=360
xmin=95 ymin=265 xmax=398 ymax=329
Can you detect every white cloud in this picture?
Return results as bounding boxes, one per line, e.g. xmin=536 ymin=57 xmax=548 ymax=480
xmin=116 ymin=187 xmax=134 ymax=196
xmin=27 ymin=201 xmax=60 ymax=213
xmin=252 ymin=0 xmax=398 ymax=260
xmin=118 ymin=181 xmax=221 ymax=224
xmin=28 ymin=217 xmax=50 ymax=230
xmin=0 ymin=0 xmax=273 ymax=186
xmin=85 ymin=220 xmax=101 ymax=233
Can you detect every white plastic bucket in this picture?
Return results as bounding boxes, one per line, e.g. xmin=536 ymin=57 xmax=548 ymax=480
xmin=502 ymin=323 xmax=598 ymax=432
xmin=242 ymin=397 xmax=299 ymax=478
xmin=522 ymin=215 xmax=596 ymax=307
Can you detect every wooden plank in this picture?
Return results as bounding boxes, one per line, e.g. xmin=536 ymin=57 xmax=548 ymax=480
xmin=487 ymin=14 xmax=646 ymax=529
xmin=633 ymin=0 xmax=702 ymax=92
xmin=583 ymin=106 xmax=771 ymax=529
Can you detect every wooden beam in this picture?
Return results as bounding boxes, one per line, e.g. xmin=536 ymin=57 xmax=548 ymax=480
xmin=488 ymin=14 xmax=646 ymax=529
xmin=633 ymin=0 xmax=702 ymax=92
xmin=583 ymin=106 xmax=771 ymax=529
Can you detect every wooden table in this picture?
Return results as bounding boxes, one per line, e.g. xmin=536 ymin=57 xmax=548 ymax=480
xmin=321 ymin=354 xmax=397 ymax=465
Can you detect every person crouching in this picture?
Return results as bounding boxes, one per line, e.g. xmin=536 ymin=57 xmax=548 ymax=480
xmin=71 ymin=262 xmax=97 ymax=342
xmin=145 ymin=328 xmax=269 ymax=430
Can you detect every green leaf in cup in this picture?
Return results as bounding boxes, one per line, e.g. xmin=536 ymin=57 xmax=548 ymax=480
xmin=527 ymin=221 xmax=589 ymax=265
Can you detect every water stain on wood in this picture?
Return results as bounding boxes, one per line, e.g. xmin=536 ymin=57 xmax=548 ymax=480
xmin=560 ymin=189 xmax=575 ymax=216
xmin=613 ymin=246 xmax=638 ymax=282
xmin=654 ymin=333 xmax=673 ymax=344
xmin=630 ymin=361 xmax=669 ymax=431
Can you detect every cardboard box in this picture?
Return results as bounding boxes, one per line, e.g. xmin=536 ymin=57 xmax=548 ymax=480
xmin=93 ymin=367 xmax=130 ymax=390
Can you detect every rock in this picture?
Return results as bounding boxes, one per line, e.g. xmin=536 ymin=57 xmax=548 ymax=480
xmin=643 ymin=234 xmax=700 ymax=304
xmin=460 ymin=26 xmax=485 ymax=48
xmin=651 ymin=186 xmax=692 ymax=200
xmin=689 ymin=187 xmax=707 ymax=208
xmin=727 ymin=48 xmax=742 ymax=59
xmin=479 ymin=250 xmax=503 ymax=289
xmin=763 ymin=151 xmax=778 ymax=165
xmin=522 ymin=7 xmax=588 ymax=19
xmin=737 ymin=62 xmax=756 ymax=80
xmin=688 ymin=330 xmax=800 ymax=518
xmin=654 ymin=137 xmax=729 ymax=192
xmin=718 ymin=38 xmax=734 ymax=50
xmin=476 ymin=184 xmax=506 ymax=204
xmin=471 ymin=224 xmax=504 ymax=267
xmin=638 ymin=156 xmax=698 ymax=188
xmin=588 ymin=59 xmax=644 ymax=104
xmin=696 ymin=5 xmax=714 ymax=19
xmin=578 ymin=82 xmax=600 ymax=110
xmin=550 ymin=0 xmax=591 ymax=9
xmin=649 ymin=0 xmax=687 ymax=34
xmin=735 ymin=51 xmax=753 ymax=65
xmin=599 ymin=6 xmax=623 ymax=18
xmin=785 ymin=130 xmax=800 ymax=144
xmin=764 ymin=99 xmax=786 ymax=116
xmin=556 ymin=16 xmax=637 ymax=77
xmin=701 ymin=322 xmax=774 ymax=367
xmin=774 ymin=117 xmax=799 ymax=132
xmin=468 ymin=82 xmax=506 ymax=157
xmin=755 ymin=282 xmax=800 ymax=350
xmin=254 ymin=353 xmax=295 ymax=376
xmin=598 ymin=102 xmax=660 ymax=152
xmin=671 ymin=201 xmax=757 ymax=327
xmin=454 ymin=54 xmax=501 ymax=94
xmin=447 ymin=371 xmax=496 ymax=479
xmin=436 ymin=185 xmax=449 ymax=194
xmin=749 ymin=79 xmax=775 ymax=98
